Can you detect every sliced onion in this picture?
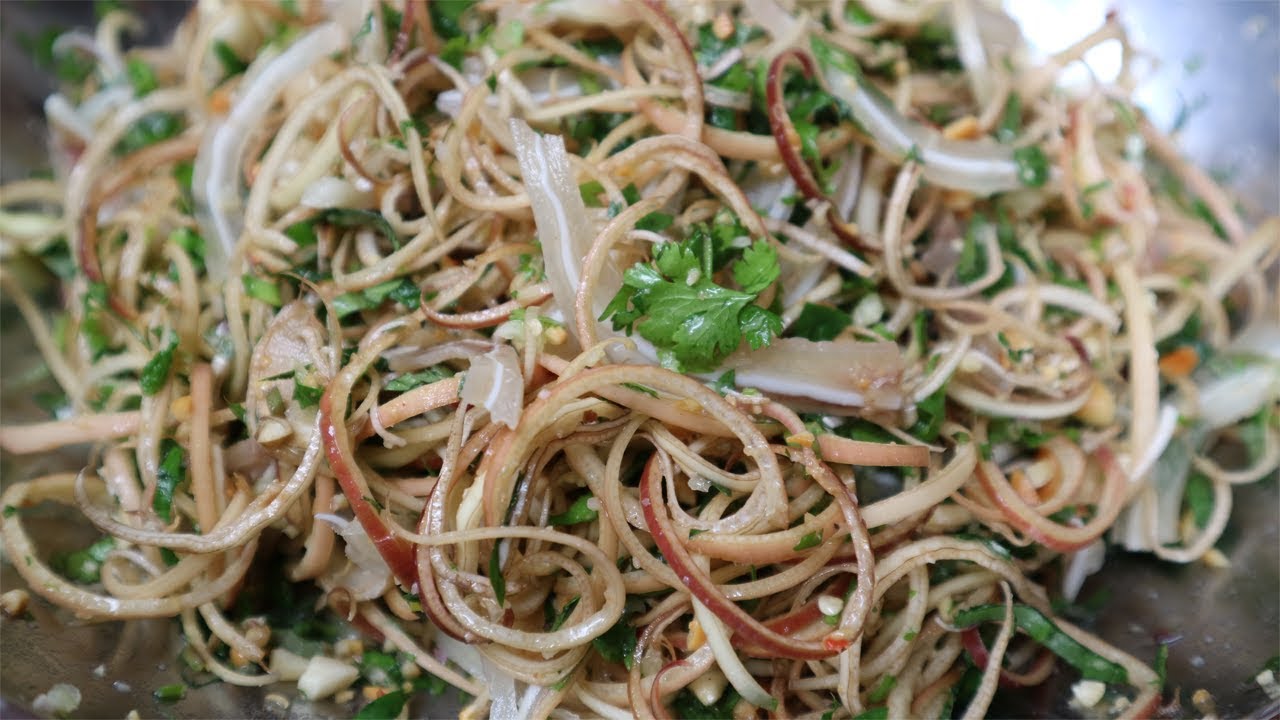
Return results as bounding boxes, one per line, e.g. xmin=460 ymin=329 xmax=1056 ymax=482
xmin=1060 ymin=538 xmax=1105 ymax=602
xmin=1195 ymin=356 xmax=1280 ymax=430
xmin=315 ymin=513 xmax=393 ymax=600
xmin=691 ymin=598 xmax=777 ymax=709
xmin=460 ymin=344 xmax=524 ymax=429
xmin=725 ymin=338 xmax=905 ymax=410
xmin=702 ymin=83 xmax=752 ymax=110
xmin=300 ymin=176 xmax=376 ymax=210
xmin=193 ymin=22 xmax=348 ymax=280
xmin=812 ymin=38 xmax=1023 ymax=195
xmin=508 ymin=119 xmax=603 ymax=329
xmin=481 ymin=655 xmax=520 ymax=720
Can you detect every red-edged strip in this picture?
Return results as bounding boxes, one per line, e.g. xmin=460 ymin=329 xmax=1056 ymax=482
xmin=319 ymin=390 xmax=418 ymax=588
xmin=421 ymin=288 xmax=550 ymax=329
xmin=766 ymin=49 xmax=865 ymax=250
xmin=640 ymin=455 xmax=851 ymax=660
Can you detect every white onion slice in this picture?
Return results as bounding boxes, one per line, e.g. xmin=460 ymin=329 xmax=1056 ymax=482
xmin=725 ymin=338 xmax=906 ymax=410
xmin=300 ymin=176 xmax=376 ymax=210
xmin=692 ymin=598 xmax=777 ymax=710
xmin=813 ymin=39 xmax=1024 ymax=195
xmin=193 ymin=22 xmax=348 ymax=280
xmin=315 ymin=513 xmax=392 ymax=600
xmin=461 ymin=345 xmax=524 ymax=429
xmin=1061 ymin=538 xmax=1105 ymax=602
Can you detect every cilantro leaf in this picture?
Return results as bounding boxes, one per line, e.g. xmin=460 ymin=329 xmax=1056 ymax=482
xmin=385 ymin=365 xmax=455 ymax=392
xmin=140 ymin=340 xmax=178 ymax=396
xmin=154 ymin=440 xmax=186 ymax=523
xmin=732 ymin=241 xmax=779 ymax=294
xmin=593 ymin=614 xmax=637 ymax=668
xmin=355 ymin=690 xmax=408 ymax=720
xmin=790 ymin=303 xmax=850 ymax=341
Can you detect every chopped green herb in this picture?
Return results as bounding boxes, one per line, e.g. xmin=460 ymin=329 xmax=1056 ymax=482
xmin=242 ymin=275 xmax=282 ymax=307
xmin=602 ymin=227 xmax=782 ymax=373
xmin=1184 ymin=473 xmax=1214 ymax=529
xmin=669 ymin=687 xmax=741 ymax=720
xmin=169 ymin=228 xmax=206 ymax=273
xmin=1154 ymin=643 xmax=1169 ymax=690
xmin=547 ymin=596 xmax=581 ymax=632
xmin=153 ymin=683 xmax=186 ymax=702
xmin=1013 ymin=145 xmax=1049 ymax=187
xmin=126 ymin=57 xmax=158 ymax=96
xmin=952 ymin=603 xmax=1128 ymax=683
xmin=355 ymin=690 xmax=407 ymax=720
xmin=154 ymin=440 xmax=187 ymax=523
xmin=868 ymin=674 xmax=897 ymax=703
xmin=793 ymin=530 xmax=822 ymax=551
xmin=140 ymin=340 xmax=178 ymax=396
xmin=636 ymin=212 xmax=674 ymax=233
xmin=213 ymin=40 xmax=248 ymax=78
xmin=578 ymin=180 xmax=605 ymax=206
xmin=549 ymin=493 xmax=599 ymax=526
xmin=429 ymin=0 xmax=476 ymax=39
xmin=996 ymin=93 xmax=1022 ymax=143
xmin=489 ymin=541 xmax=506 ymax=607
xmin=710 ymin=369 xmax=736 ymax=395
xmin=385 ymin=365 xmax=455 ymax=392
xmin=115 ymin=112 xmax=183 ymax=155
xmin=293 ymin=370 xmax=323 ymax=408
xmin=791 ymin=303 xmax=852 ymax=342
xmin=853 ymin=707 xmax=889 ymax=720
xmin=593 ymin=613 xmax=637 ymax=668
xmin=622 ymin=382 xmax=659 ymax=398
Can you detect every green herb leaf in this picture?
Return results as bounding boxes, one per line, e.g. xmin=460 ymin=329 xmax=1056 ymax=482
xmin=996 ymin=93 xmax=1022 ymax=143
xmin=1013 ymin=145 xmax=1049 ymax=187
xmin=602 ymin=216 xmax=781 ymax=372
xmin=853 ymin=707 xmax=889 ymax=720
xmin=316 ymin=208 xmax=401 ymax=250
xmin=169 ymin=228 xmax=206 ymax=273
xmin=636 ymin=212 xmax=674 ymax=233
xmin=732 ymin=241 xmax=779 ymax=294
xmin=293 ymin=370 xmax=323 ymax=408
xmin=549 ymin=493 xmax=599 ymax=526
xmin=115 ymin=112 xmax=183 ymax=155
xmin=710 ymin=369 xmax=736 ymax=395
xmin=213 ymin=40 xmax=248 ymax=79
xmin=489 ymin=541 xmax=506 ymax=607
xmin=593 ymin=613 xmax=637 ymax=668
xmin=578 ymin=180 xmax=605 ymax=207
xmin=791 ymin=303 xmax=851 ymax=341
xmin=140 ymin=340 xmax=178 ymax=396
xmin=669 ymin=687 xmax=741 ymax=720
xmin=1184 ymin=473 xmax=1214 ymax=529
xmin=126 ymin=57 xmax=158 ymax=96
xmin=548 ymin=596 xmax=581 ymax=632
xmin=952 ymin=603 xmax=1128 ymax=684
xmin=242 ymin=275 xmax=282 ymax=307
xmin=793 ymin=530 xmax=822 ymax=551
xmin=154 ymin=440 xmax=187 ymax=523
xmin=385 ymin=365 xmax=455 ymax=392
xmin=428 ymin=0 xmax=476 ymax=39
xmin=867 ymin=674 xmax=896 ymax=703
xmin=154 ymin=683 xmax=186 ymax=702
xmin=355 ymin=690 xmax=407 ymax=720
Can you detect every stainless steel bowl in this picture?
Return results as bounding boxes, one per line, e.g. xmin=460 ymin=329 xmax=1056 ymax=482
xmin=1 ymin=2 xmax=1276 ymax=718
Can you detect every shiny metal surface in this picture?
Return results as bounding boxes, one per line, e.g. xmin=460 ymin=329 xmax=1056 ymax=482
xmin=1 ymin=2 xmax=1276 ymax=718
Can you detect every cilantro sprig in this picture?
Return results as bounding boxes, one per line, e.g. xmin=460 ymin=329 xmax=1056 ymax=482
xmin=602 ymin=216 xmax=782 ymax=373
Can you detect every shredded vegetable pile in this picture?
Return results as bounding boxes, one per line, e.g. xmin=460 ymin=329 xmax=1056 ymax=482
xmin=1 ymin=0 xmax=1277 ymax=718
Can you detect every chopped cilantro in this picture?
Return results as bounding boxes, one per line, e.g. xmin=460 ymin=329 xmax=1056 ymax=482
xmin=242 ymin=274 xmax=282 ymax=306
xmin=140 ymin=340 xmax=178 ymax=396
xmin=549 ymin=493 xmax=598 ymax=526
xmin=790 ymin=303 xmax=851 ymax=341
xmin=385 ymin=365 xmax=455 ymax=392
xmin=154 ymin=440 xmax=187 ymax=523
xmin=126 ymin=57 xmax=157 ymax=96
xmin=1013 ymin=145 xmax=1049 ymax=187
